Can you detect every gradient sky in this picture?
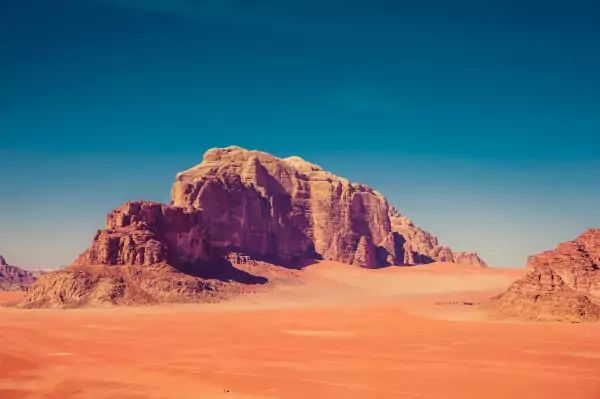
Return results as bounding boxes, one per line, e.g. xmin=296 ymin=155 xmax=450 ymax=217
xmin=2 ymin=0 xmax=600 ymax=268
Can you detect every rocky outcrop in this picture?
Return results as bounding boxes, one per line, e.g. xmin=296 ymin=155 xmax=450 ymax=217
xmin=73 ymin=201 xmax=208 ymax=267
xmin=490 ymin=229 xmax=600 ymax=322
xmin=22 ymin=146 xmax=485 ymax=307
xmin=20 ymin=258 xmax=299 ymax=308
xmin=171 ymin=146 xmax=483 ymax=267
xmin=388 ymin=210 xmax=455 ymax=265
xmin=79 ymin=146 xmax=487 ymax=269
xmin=453 ymin=252 xmax=488 ymax=268
xmin=0 ymin=255 xmax=36 ymax=291
xmin=352 ymin=236 xmax=378 ymax=268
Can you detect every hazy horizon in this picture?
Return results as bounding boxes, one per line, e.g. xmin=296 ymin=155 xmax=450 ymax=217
xmin=2 ymin=1 xmax=600 ymax=268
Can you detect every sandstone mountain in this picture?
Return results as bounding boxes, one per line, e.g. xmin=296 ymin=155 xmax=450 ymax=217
xmin=22 ymin=146 xmax=485 ymax=307
xmin=0 ymin=255 xmax=36 ymax=291
xmin=170 ymin=146 xmax=485 ymax=267
xmin=490 ymin=229 xmax=600 ymax=322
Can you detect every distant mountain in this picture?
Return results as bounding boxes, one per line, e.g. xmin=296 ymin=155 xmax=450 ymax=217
xmin=0 ymin=255 xmax=37 ymax=291
xmin=21 ymin=146 xmax=485 ymax=308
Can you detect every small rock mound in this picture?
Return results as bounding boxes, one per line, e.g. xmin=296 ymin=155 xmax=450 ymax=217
xmin=453 ymin=252 xmax=488 ymax=268
xmin=20 ymin=264 xmax=218 ymax=308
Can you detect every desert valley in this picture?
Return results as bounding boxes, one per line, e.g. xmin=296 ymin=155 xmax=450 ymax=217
xmin=1 ymin=146 xmax=599 ymax=398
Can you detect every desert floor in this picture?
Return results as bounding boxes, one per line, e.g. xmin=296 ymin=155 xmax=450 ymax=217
xmin=1 ymin=262 xmax=599 ymax=399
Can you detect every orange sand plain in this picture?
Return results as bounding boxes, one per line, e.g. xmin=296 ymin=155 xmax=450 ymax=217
xmin=1 ymin=261 xmax=599 ymax=399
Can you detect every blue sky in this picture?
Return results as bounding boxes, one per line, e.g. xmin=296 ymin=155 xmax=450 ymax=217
xmin=1 ymin=0 xmax=599 ymax=268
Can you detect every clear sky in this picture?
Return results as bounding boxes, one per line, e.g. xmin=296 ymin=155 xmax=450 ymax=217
xmin=2 ymin=0 xmax=600 ymax=268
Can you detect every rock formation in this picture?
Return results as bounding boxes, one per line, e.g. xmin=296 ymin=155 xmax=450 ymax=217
xmin=453 ymin=251 xmax=488 ymax=268
xmin=490 ymin=229 xmax=600 ymax=322
xmin=73 ymin=201 xmax=207 ymax=267
xmin=0 ymin=255 xmax=36 ymax=291
xmin=20 ymin=260 xmax=293 ymax=308
xmin=170 ymin=146 xmax=484 ymax=268
xmin=352 ymin=236 xmax=378 ymax=269
xmin=22 ymin=146 xmax=485 ymax=307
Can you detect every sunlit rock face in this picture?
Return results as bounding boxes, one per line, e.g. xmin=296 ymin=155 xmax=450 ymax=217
xmin=491 ymin=229 xmax=600 ymax=322
xmin=170 ymin=146 xmax=483 ymax=267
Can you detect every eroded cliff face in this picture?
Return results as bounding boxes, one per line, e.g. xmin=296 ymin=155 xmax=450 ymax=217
xmin=171 ymin=146 xmax=484 ymax=268
xmin=490 ymin=229 xmax=600 ymax=322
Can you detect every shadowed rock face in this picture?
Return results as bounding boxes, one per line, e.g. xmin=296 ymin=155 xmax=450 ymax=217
xmin=490 ymin=229 xmax=600 ymax=322
xmin=74 ymin=202 xmax=209 ymax=267
xmin=22 ymin=146 xmax=486 ymax=307
xmin=0 ymin=256 xmax=36 ymax=291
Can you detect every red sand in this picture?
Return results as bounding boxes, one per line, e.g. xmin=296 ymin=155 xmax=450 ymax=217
xmin=1 ymin=262 xmax=598 ymax=398
xmin=0 ymin=291 xmax=25 ymax=306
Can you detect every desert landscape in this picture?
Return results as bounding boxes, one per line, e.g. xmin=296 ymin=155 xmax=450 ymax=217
xmin=1 ymin=262 xmax=599 ymax=399
xmin=1 ymin=146 xmax=599 ymax=398
xmin=4 ymin=2 xmax=600 ymax=397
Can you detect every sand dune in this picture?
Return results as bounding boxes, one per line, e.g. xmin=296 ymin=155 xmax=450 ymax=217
xmin=1 ymin=262 xmax=598 ymax=398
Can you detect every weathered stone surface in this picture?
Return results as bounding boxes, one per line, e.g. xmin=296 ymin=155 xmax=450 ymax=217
xmin=171 ymin=146 xmax=483 ymax=267
xmin=0 ymin=255 xmax=36 ymax=291
xmin=388 ymin=210 xmax=455 ymax=265
xmin=352 ymin=236 xmax=378 ymax=268
xmin=490 ymin=229 xmax=600 ymax=322
xmin=74 ymin=201 xmax=208 ymax=267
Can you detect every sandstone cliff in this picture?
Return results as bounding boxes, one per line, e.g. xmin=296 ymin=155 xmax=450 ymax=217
xmin=22 ymin=146 xmax=485 ymax=307
xmin=490 ymin=229 xmax=600 ymax=322
xmin=0 ymin=255 xmax=37 ymax=291
xmin=170 ymin=146 xmax=485 ymax=268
